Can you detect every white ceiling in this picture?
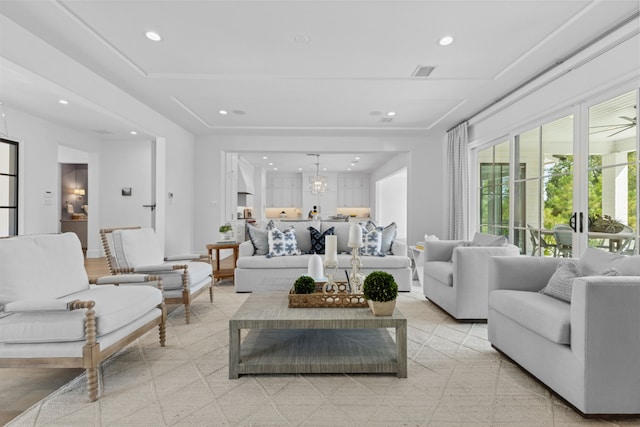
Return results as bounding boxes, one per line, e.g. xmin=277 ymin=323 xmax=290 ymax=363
xmin=0 ymin=0 xmax=638 ymax=171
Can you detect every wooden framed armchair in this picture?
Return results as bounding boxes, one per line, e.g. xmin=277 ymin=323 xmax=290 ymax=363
xmin=100 ymin=226 xmax=213 ymax=324
xmin=0 ymin=232 xmax=166 ymax=402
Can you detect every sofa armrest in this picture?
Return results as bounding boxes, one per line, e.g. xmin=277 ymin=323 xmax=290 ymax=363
xmin=239 ymin=240 xmax=255 ymax=257
xmin=488 ymin=256 xmax=561 ymax=293
xmin=391 ymin=239 xmax=407 ymax=257
xmin=424 ymin=240 xmax=463 ymax=262
xmin=571 ymin=277 xmax=640 ymax=405
xmin=3 ymin=299 xmax=74 ymax=313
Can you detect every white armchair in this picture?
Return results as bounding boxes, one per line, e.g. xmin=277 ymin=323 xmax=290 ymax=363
xmin=422 ymin=239 xmax=520 ymax=320
xmin=0 ymin=233 xmax=166 ymax=402
xmin=488 ymin=255 xmax=640 ymax=415
xmin=100 ymin=226 xmax=213 ymax=324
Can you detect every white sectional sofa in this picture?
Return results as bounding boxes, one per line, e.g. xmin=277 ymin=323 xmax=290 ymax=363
xmin=234 ymin=220 xmax=412 ymax=292
xmin=488 ymin=251 xmax=640 ymax=415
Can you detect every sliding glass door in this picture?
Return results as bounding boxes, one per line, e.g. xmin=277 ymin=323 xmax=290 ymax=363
xmin=475 ymin=88 xmax=639 ymax=257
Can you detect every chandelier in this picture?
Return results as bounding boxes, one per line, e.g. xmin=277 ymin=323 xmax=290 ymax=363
xmin=308 ymin=154 xmax=328 ymax=194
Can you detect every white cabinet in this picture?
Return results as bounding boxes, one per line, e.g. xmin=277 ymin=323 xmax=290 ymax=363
xmin=337 ymin=173 xmax=369 ymax=207
xmin=266 ymin=173 xmax=302 ymax=208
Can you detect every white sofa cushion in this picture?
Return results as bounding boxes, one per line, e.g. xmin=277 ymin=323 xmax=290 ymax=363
xmin=423 ymin=261 xmax=453 ymax=287
xmin=112 ymin=228 xmax=164 ymax=268
xmin=490 ymin=290 xmax=571 ymax=344
xmin=161 ymin=261 xmax=212 ymax=290
xmin=0 ymin=285 xmax=162 ymax=343
xmin=610 ymin=255 xmax=640 ymax=275
xmin=471 ymin=232 xmax=507 ymax=247
xmin=578 ymin=247 xmax=623 ymax=276
xmin=0 ymin=233 xmax=89 ymax=305
xmin=237 ymin=254 xmax=410 ymax=270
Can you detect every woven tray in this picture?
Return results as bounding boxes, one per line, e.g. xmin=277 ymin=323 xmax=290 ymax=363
xmin=288 ymin=282 xmax=367 ymax=308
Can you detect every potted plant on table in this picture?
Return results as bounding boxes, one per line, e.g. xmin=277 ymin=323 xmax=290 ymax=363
xmin=363 ymin=271 xmax=398 ymax=316
xmin=219 ymin=223 xmax=234 ymax=241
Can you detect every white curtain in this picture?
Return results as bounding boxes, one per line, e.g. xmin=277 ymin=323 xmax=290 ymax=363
xmin=447 ymin=122 xmax=469 ymax=240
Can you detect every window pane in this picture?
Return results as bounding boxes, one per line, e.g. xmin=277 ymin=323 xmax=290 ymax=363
xmin=588 ymin=90 xmax=636 ymax=254
xmin=0 ymin=208 xmax=16 ymax=237
xmin=515 ymin=128 xmax=540 ymax=180
xmin=0 ymin=142 xmax=17 ymax=175
xmin=0 ymin=175 xmax=17 ymax=206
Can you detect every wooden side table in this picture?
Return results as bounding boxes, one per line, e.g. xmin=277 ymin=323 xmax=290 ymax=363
xmin=207 ymin=242 xmax=240 ymax=284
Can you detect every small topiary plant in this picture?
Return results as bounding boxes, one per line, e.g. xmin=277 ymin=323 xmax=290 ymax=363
xmin=219 ymin=224 xmax=233 ymax=233
xmin=294 ymin=275 xmax=316 ymax=294
xmin=362 ymin=271 xmax=398 ymax=302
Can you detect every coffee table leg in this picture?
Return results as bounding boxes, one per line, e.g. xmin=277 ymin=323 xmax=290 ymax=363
xmin=229 ymin=321 xmax=240 ymax=379
xmin=396 ymin=321 xmax=407 ymax=378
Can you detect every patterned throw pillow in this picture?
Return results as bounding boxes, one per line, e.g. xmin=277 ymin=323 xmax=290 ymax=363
xmin=359 ymin=225 xmax=385 ymax=257
xmin=266 ymin=222 xmax=300 ymax=258
xmin=540 ymin=259 xmax=580 ymax=303
xmin=365 ymin=220 xmax=397 ymax=254
xmin=308 ymin=226 xmax=334 ymax=254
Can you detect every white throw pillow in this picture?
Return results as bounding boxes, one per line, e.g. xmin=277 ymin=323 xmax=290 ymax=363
xmin=609 ymin=255 xmax=640 ymax=276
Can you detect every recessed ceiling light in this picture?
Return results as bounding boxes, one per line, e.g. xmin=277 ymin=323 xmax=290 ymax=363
xmin=262 ymin=156 xmax=268 ymax=160
xmin=294 ymin=34 xmax=310 ymax=44
xmin=130 ymin=131 xmax=137 ymax=135
xmin=145 ymin=31 xmax=162 ymax=41
xmin=355 ymin=157 xmax=360 ymax=160
xmin=350 ymin=163 xmax=355 ymax=166
xmin=218 ymin=110 xmax=228 ymax=115
xmin=268 ymin=162 xmax=273 ymax=166
xmin=439 ymin=36 xmax=454 ymax=46
xmin=58 ymin=99 xmax=68 ymax=105
xmin=347 ymin=168 xmax=351 ymax=171
xmin=322 ymin=168 xmax=327 ymax=171
xmin=273 ymin=167 xmax=278 ymax=171
xmin=298 ymin=167 xmax=302 ymax=171
xmin=387 ymin=111 xmax=396 ymax=116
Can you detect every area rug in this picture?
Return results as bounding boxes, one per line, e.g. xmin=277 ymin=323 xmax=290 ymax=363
xmin=8 ymin=284 xmax=636 ymax=426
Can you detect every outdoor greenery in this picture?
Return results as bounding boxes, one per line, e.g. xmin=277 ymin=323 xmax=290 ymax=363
xmin=543 ymin=152 xmax=637 ymax=230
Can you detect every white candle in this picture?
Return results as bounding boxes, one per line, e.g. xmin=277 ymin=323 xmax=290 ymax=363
xmin=307 ymin=254 xmax=323 ymax=280
xmin=348 ymin=223 xmax=363 ymax=248
xmin=325 ymin=235 xmax=337 ymax=263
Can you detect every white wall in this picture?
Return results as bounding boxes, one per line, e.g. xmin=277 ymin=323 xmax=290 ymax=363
xmin=193 ymin=134 xmax=445 ymax=251
xmin=376 ymin=168 xmax=407 ymax=239
xmin=3 ymin=106 xmax=101 ymax=238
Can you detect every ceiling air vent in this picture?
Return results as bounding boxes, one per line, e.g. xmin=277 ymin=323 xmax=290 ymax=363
xmin=412 ymin=65 xmax=436 ymax=78
xmin=379 ymin=117 xmax=393 ymax=123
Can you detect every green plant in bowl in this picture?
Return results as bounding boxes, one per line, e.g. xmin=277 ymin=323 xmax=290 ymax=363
xmin=294 ymin=275 xmax=316 ymax=294
xmin=219 ymin=224 xmax=233 ymax=233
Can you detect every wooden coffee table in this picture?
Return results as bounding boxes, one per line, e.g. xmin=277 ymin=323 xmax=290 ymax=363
xmin=228 ymin=292 xmax=407 ymax=379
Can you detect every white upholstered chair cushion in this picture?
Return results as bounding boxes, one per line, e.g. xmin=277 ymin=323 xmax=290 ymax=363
xmin=0 ymin=233 xmax=89 ymax=305
xmin=160 ymin=261 xmax=213 ymax=290
xmin=112 ymin=228 xmax=164 ymax=268
xmin=0 ymin=285 xmax=162 ymax=343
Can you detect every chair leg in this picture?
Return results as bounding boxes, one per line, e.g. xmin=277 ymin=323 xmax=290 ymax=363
xmin=209 ymin=284 xmax=214 ymax=303
xmin=86 ymin=366 xmax=99 ymax=402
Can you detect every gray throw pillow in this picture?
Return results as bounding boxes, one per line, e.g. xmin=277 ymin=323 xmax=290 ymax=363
xmin=578 ymin=247 xmax=624 ymax=276
xmin=540 ymin=259 xmax=580 ymax=303
xmin=247 ymin=225 xmax=269 ymax=256
xmin=609 ymin=255 xmax=640 ymax=276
